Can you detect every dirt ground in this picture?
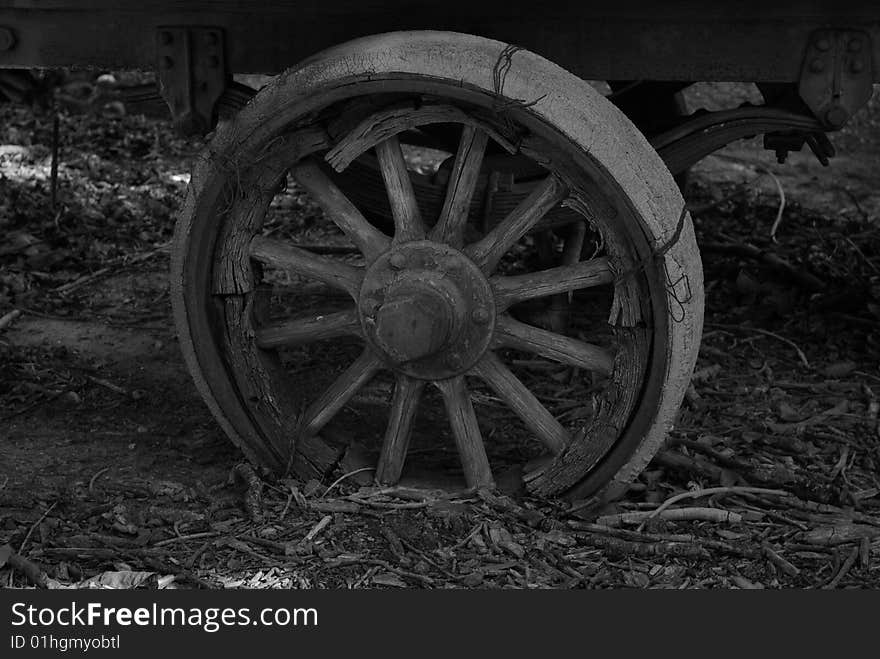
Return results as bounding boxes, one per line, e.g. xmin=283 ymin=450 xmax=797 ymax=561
xmin=0 ymin=81 xmax=878 ymax=589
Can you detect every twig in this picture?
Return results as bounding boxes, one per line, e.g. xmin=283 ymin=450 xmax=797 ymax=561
xmin=573 ymin=534 xmax=709 ymax=560
xmin=762 ymin=543 xmax=800 ymax=577
xmin=845 ymin=236 xmax=880 ymax=276
xmin=344 ymin=495 xmax=475 ymax=510
xmin=325 ymin=556 xmax=434 ymax=586
xmin=706 ymin=322 xmax=810 ymax=367
xmin=154 ymin=531 xmax=220 ymax=548
xmin=53 ymin=243 xmax=170 ymax=295
xmin=86 ymin=376 xmax=128 ymax=396
xmin=0 ymin=309 xmax=21 ymax=331
xmin=758 ymin=167 xmax=786 ymax=242
xmin=18 ymin=502 xmax=58 ymax=555
xmin=569 ymin=521 xmax=759 ymax=558
xmin=322 ymin=467 xmax=375 ymax=498
xmin=597 ymin=507 xmax=743 ymax=528
xmin=279 ymin=487 xmax=296 ymax=522
xmin=184 ymin=540 xmax=213 ymax=570
xmin=823 ymin=546 xmax=859 ymax=589
xmin=88 ymin=466 xmax=111 ymax=493
xmin=637 ymin=486 xmax=787 ymax=532
xmin=450 ymin=523 xmax=484 ymax=551
xmin=50 ymin=112 xmax=60 ymax=212
xmin=303 ymin=515 xmax=332 ymax=543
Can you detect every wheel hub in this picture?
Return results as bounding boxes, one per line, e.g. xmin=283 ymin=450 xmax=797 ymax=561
xmin=359 ymin=241 xmax=495 ymax=379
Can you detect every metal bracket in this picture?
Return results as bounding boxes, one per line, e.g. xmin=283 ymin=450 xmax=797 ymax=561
xmin=156 ymin=26 xmax=227 ymax=136
xmin=0 ymin=26 xmax=16 ymax=52
xmin=799 ymin=29 xmax=873 ymax=130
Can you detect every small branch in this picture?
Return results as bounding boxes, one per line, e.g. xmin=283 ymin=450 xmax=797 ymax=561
xmin=0 ymin=309 xmax=22 ymax=331
xmin=706 ymin=322 xmax=810 ymax=368
xmin=597 ymin=507 xmax=743 ymax=528
xmin=637 ymin=486 xmax=786 ymax=532
xmin=18 ymin=502 xmax=58 ymax=555
xmin=823 ymin=546 xmax=859 ymax=589
xmin=322 ymin=467 xmax=375 ymax=499
xmin=88 ymin=467 xmax=111 ymax=493
xmin=762 ymin=543 xmax=800 ymax=577
xmin=50 ymin=111 xmax=60 ymax=212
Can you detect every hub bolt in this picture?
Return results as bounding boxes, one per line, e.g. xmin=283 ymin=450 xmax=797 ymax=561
xmin=471 ymin=307 xmax=490 ymax=324
xmin=389 ymin=253 xmax=407 ymax=270
xmin=824 ymin=105 xmax=849 ymax=128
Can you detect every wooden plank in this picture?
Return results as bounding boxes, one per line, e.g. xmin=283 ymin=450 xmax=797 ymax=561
xmin=1 ymin=7 xmax=878 ymax=83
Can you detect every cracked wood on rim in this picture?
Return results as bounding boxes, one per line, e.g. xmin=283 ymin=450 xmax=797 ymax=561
xmin=300 ymin=350 xmax=382 ymax=436
xmin=254 ymin=308 xmax=361 ymax=349
xmin=292 ymin=159 xmax=389 ymax=260
xmin=436 ymin=376 xmax=494 ymax=489
xmin=492 ymin=256 xmax=613 ymax=310
xmin=376 ymin=376 xmax=425 ymax=485
xmin=430 ymin=125 xmax=489 ymax=247
xmin=472 ymin=351 xmax=569 ymax=455
xmin=466 ymin=174 xmax=568 ymax=272
xmin=375 ymin=135 xmax=427 ymax=242
xmin=494 ymin=315 xmax=614 ymax=376
xmin=250 ymin=236 xmax=363 ymax=299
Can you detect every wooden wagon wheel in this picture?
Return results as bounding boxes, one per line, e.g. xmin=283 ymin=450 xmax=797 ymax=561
xmin=172 ymin=32 xmax=704 ymax=501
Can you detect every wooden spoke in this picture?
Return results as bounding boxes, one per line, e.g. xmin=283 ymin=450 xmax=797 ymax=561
xmin=466 ymin=175 xmax=568 ymax=273
xmin=255 ymin=308 xmax=361 ymax=349
xmin=430 ymin=126 xmax=489 ymax=246
xmin=492 ymin=256 xmax=613 ymax=310
xmin=324 ymin=103 xmax=517 ymax=172
xmin=494 ymin=316 xmax=614 ymax=376
xmin=300 ymin=350 xmax=382 ymax=436
xmin=435 ymin=376 xmax=494 ymax=489
xmin=545 ymin=220 xmax=589 ymax=332
xmin=291 ymin=159 xmax=389 ymax=260
xmin=471 ymin=352 xmax=569 ymax=455
xmin=250 ymin=236 xmax=363 ymax=299
xmin=375 ymin=135 xmax=427 ymax=242
xmin=375 ymin=376 xmax=425 ymax=485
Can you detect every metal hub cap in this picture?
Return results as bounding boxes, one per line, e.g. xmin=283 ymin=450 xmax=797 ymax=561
xmin=359 ymin=241 xmax=495 ymax=379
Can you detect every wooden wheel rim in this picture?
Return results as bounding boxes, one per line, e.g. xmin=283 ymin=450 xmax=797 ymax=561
xmin=172 ymin=31 xmax=704 ymax=500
